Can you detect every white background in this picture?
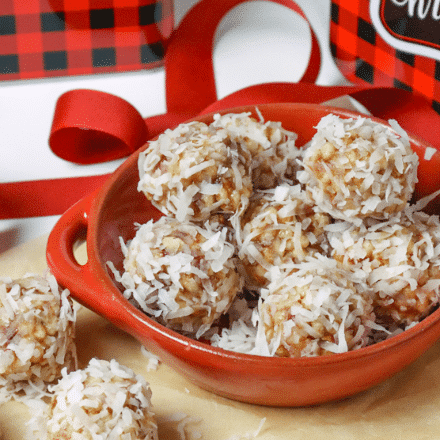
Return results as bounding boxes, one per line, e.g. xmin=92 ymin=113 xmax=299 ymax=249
xmin=0 ymin=0 xmax=346 ymax=252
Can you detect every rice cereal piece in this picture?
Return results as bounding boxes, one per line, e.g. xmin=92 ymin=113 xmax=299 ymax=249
xmin=114 ymin=216 xmax=243 ymax=338
xmin=238 ymin=184 xmax=331 ymax=289
xmin=28 ymin=358 xmax=158 ymax=440
xmin=298 ymin=114 xmax=419 ymax=224
xmin=0 ymin=273 xmax=77 ymax=403
xmin=328 ymin=210 xmax=440 ymax=327
xmin=258 ymin=257 xmax=375 ymax=357
xmin=137 ymin=120 xmax=253 ymax=222
xmin=211 ymin=112 xmax=300 ymax=189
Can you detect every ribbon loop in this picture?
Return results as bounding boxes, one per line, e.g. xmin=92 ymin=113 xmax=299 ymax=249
xmin=49 ymin=89 xmax=148 ymax=164
xmin=164 ymin=0 xmax=321 ymax=116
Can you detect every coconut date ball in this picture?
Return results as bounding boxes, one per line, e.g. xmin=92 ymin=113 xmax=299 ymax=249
xmin=258 ymin=257 xmax=375 ymax=357
xmin=298 ymin=114 xmax=419 ymax=224
xmin=328 ymin=210 xmax=440 ymax=327
xmin=238 ymin=184 xmax=331 ymax=289
xmin=0 ymin=274 xmax=77 ymax=402
xmin=211 ymin=112 xmax=300 ymax=189
xmin=114 ymin=216 xmax=242 ymax=338
xmin=29 ymin=358 xmax=157 ymax=440
xmin=137 ymin=120 xmax=253 ymax=223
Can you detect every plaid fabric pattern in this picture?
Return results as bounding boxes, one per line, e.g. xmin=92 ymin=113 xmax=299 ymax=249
xmin=330 ymin=0 xmax=440 ymax=114
xmin=0 ymin=0 xmax=173 ymax=80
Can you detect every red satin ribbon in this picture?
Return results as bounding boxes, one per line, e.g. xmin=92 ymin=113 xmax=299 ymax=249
xmin=0 ymin=175 xmax=110 ymax=219
xmin=2 ymin=0 xmax=439 ymax=220
xmin=163 ymin=0 xmax=322 ymax=117
xmin=50 ymin=89 xmax=149 ymax=165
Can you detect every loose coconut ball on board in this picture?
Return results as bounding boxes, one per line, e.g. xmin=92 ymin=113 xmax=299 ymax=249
xmin=328 ymin=210 xmax=440 ymax=327
xmin=298 ymin=114 xmax=419 ymax=224
xmin=258 ymin=257 xmax=375 ymax=357
xmin=0 ymin=273 xmax=77 ymax=403
xmin=111 ymin=216 xmax=242 ymax=338
xmin=211 ymin=112 xmax=301 ymax=189
xmin=137 ymin=120 xmax=253 ymax=223
xmin=238 ymin=184 xmax=331 ymax=289
xmin=28 ymin=358 xmax=158 ymax=440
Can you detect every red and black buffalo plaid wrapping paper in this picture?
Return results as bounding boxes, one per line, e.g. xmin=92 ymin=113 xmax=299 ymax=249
xmin=330 ymin=0 xmax=440 ymax=114
xmin=0 ymin=0 xmax=173 ymax=80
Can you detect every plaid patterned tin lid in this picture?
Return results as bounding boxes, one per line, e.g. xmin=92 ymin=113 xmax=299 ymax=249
xmin=0 ymin=0 xmax=173 ymax=80
xmin=330 ymin=0 xmax=440 ymax=114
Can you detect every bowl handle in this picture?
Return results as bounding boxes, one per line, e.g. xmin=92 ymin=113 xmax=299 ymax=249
xmin=46 ymin=190 xmax=93 ymax=289
xmin=45 ymin=191 xmax=115 ymax=317
xmin=46 ymin=190 xmax=151 ymax=337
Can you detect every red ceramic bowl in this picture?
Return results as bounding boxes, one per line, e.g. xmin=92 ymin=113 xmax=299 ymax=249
xmin=47 ymin=103 xmax=440 ymax=407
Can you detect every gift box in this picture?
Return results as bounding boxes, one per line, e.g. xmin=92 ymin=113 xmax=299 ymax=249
xmin=0 ymin=0 xmax=173 ymax=80
xmin=330 ymin=0 xmax=440 ymax=113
